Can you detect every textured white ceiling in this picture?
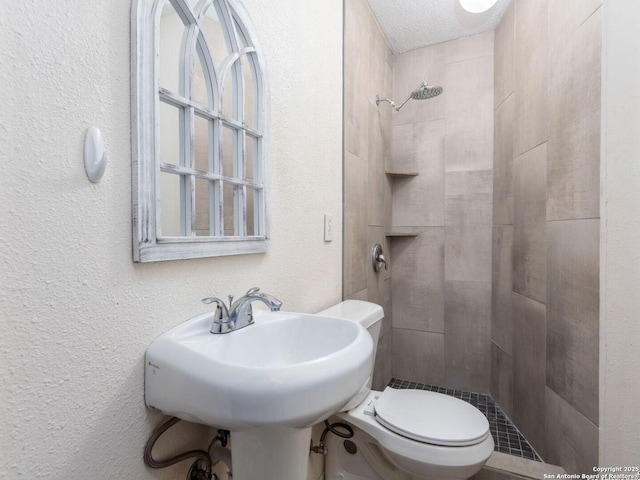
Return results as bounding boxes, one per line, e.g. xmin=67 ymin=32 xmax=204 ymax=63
xmin=367 ymin=0 xmax=513 ymax=54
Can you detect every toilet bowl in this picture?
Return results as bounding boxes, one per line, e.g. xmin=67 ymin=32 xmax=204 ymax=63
xmin=319 ymin=300 xmax=494 ymax=480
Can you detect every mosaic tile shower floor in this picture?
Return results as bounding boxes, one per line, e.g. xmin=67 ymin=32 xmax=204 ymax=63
xmin=387 ymin=378 xmax=541 ymax=462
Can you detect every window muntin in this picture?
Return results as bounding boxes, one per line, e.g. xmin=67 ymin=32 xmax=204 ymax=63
xmin=132 ymin=0 xmax=269 ymax=262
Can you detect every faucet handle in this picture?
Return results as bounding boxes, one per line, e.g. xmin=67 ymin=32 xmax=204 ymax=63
xmin=202 ymin=297 xmax=230 ymax=317
xmin=202 ymin=297 xmax=225 ymax=307
xmin=378 ymin=253 xmax=388 ymax=271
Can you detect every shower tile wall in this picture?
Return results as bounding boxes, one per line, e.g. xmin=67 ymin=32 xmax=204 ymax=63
xmin=491 ymin=0 xmax=601 ymax=473
xmin=390 ymin=31 xmax=494 ymax=393
xmin=343 ymin=0 xmax=394 ymax=390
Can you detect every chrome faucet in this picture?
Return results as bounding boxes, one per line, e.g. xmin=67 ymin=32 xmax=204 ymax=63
xmin=201 ymin=297 xmax=230 ymax=333
xmin=202 ymin=287 xmax=282 ymax=334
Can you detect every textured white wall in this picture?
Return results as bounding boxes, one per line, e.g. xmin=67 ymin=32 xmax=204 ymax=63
xmin=0 ymin=0 xmax=343 ymax=478
xmin=599 ymin=0 xmax=640 ymax=465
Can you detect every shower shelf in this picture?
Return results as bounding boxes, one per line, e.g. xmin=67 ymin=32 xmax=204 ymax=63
xmin=385 ymin=232 xmax=419 ymax=238
xmin=385 ymin=171 xmax=419 ymax=177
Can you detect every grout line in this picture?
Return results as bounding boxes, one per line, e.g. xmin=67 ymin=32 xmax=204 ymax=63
xmin=546 ymin=216 xmax=601 ymax=223
xmin=514 ymin=139 xmax=547 ymax=159
xmin=494 ymin=91 xmax=515 ymax=112
xmin=391 ymin=326 xmax=445 ymax=334
xmin=576 ymin=4 xmax=603 ymax=31
xmin=445 ymin=53 xmax=495 ymax=67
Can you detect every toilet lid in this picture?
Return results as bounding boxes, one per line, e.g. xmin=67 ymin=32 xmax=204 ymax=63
xmin=374 ymin=387 xmax=490 ymax=447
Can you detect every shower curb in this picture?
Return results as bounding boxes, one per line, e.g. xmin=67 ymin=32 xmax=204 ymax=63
xmin=482 ymin=451 xmax=567 ymax=479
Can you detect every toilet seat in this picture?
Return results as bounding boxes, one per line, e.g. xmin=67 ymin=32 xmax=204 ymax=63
xmin=333 ymin=389 xmax=496 ymax=479
xmin=374 ymin=387 xmax=490 ymax=447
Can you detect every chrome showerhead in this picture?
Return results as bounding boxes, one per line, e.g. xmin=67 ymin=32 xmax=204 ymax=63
xmin=375 ymin=79 xmax=443 ymax=112
xmin=410 ymin=81 xmax=443 ymax=100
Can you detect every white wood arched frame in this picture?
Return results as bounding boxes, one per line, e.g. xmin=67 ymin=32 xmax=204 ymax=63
xmin=131 ymin=0 xmax=270 ymax=262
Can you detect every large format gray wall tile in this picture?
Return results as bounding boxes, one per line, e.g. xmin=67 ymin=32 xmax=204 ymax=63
xmin=491 ymin=0 xmax=601 ymax=472
xmin=381 ymin=277 xmax=393 ymax=341
xmin=548 ymin=0 xmax=602 ymax=50
xmin=368 ymin=104 xmax=386 ymax=227
xmin=514 ymin=0 xmax=548 ymax=156
xmin=445 ymin=280 xmax=491 ymax=392
xmin=547 ymin=9 xmax=601 ymax=221
xmin=392 ymin=328 xmax=444 ymax=386
xmin=343 ymin=151 xmax=368 ymax=297
xmin=491 ymin=342 xmax=513 ymax=418
xmin=373 ymin=263 xmax=392 ymax=391
xmin=391 ymin=228 xmax=445 ymax=333
xmin=546 ymin=387 xmax=598 ymax=474
xmin=344 ymin=0 xmax=395 ymax=398
xmin=367 ymin=226 xmax=390 ymax=306
xmin=368 ymin=15 xmax=393 ymax=107
xmin=512 ymin=292 xmax=547 ymax=457
xmin=494 ymin=1 xmax=515 ymax=108
xmin=547 ymin=219 xmax=599 ymax=425
xmin=367 ymin=21 xmax=393 ymax=227
xmin=390 ymin=32 xmax=496 ymax=399
xmin=445 ymin=170 xmax=493 ymax=283
xmin=492 ymin=225 xmax=513 ymax=353
xmin=513 ymin=143 xmax=547 ymax=304
xmin=373 ymin=329 xmax=391 ymax=391
xmin=445 ymin=55 xmax=494 ymax=172
xmin=392 ymin=44 xmax=446 ymax=126
xmin=345 ymin=289 xmax=368 ymax=301
xmin=344 ymin=0 xmax=393 ymax=305
xmin=372 ymin=278 xmax=394 ymax=389
xmin=344 ymin=0 xmax=370 ymax=159
xmin=445 ymin=30 xmax=494 ymax=64
xmin=384 ymin=166 xmax=393 ymax=231
xmin=493 ymin=94 xmax=514 ymax=226
xmin=392 ymin=120 xmax=445 ymax=227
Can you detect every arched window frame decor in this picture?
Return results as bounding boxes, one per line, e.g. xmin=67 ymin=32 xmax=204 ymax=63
xmin=131 ymin=0 xmax=270 ymax=262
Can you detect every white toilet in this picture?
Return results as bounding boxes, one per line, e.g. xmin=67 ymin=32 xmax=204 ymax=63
xmin=319 ymin=300 xmax=494 ymax=480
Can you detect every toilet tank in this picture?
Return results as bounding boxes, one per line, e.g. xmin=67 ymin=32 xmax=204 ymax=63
xmin=318 ymin=300 xmax=384 ymax=409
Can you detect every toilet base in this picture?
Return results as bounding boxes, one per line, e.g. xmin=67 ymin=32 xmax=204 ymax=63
xmin=325 ymin=426 xmax=407 ymax=480
xmin=324 ymin=418 xmax=490 ymax=480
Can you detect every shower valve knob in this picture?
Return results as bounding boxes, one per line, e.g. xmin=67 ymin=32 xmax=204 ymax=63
xmin=372 ymin=244 xmax=388 ymax=272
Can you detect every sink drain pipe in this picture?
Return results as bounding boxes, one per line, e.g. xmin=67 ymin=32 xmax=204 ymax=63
xmin=209 ymin=443 xmax=232 ymax=476
xmin=208 ymin=430 xmax=232 ymax=477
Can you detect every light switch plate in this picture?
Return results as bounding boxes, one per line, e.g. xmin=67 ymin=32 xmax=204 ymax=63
xmin=324 ymin=214 xmax=333 ymax=242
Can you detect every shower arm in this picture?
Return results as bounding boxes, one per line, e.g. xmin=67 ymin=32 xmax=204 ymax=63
xmin=375 ymin=96 xmax=397 ymax=110
xmin=375 ymin=95 xmax=411 ymax=112
xmin=375 ymin=81 xmax=427 ymax=112
xmin=393 ymin=94 xmax=414 ymax=112
xmin=395 ymin=80 xmax=430 ymax=111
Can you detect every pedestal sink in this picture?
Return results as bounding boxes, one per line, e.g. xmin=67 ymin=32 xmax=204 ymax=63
xmin=145 ymin=310 xmax=374 ymax=479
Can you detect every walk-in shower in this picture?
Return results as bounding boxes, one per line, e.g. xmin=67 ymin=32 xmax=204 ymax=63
xmin=376 ymin=79 xmax=443 ymax=112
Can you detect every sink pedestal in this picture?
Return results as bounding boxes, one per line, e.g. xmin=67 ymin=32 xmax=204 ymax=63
xmin=232 ymin=426 xmax=311 ymax=480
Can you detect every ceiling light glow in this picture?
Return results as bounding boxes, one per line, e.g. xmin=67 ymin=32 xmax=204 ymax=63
xmin=458 ymin=0 xmax=498 ymax=13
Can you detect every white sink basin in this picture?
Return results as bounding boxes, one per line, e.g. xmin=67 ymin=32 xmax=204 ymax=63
xmin=145 ymin=310 xmax=374 ymax=431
